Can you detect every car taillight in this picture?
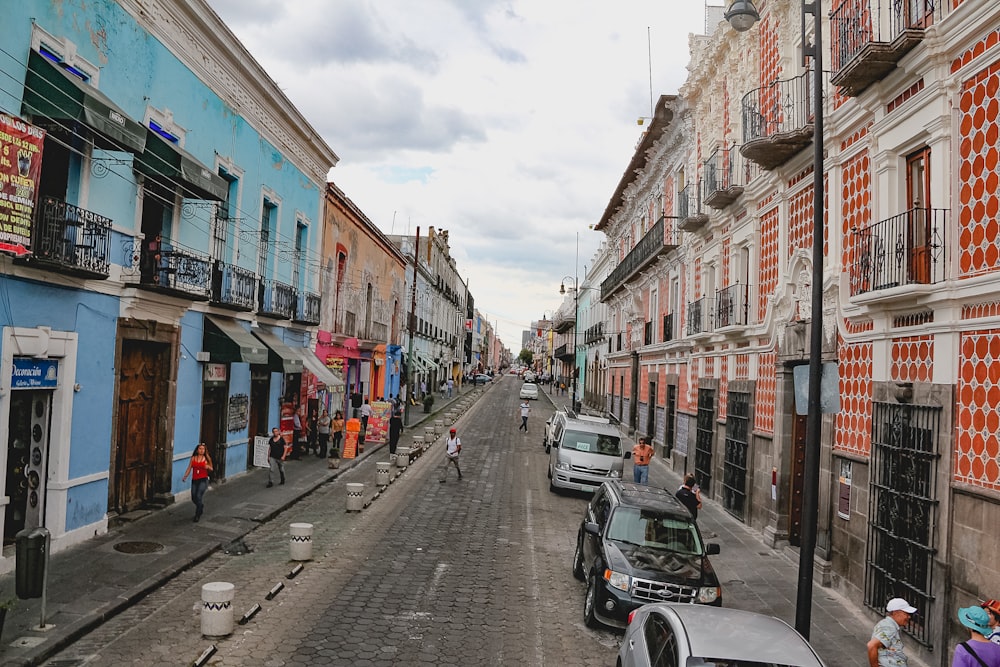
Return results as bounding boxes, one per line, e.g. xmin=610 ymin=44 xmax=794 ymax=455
xmin=627 ymin=609 xmax=637 ymax=625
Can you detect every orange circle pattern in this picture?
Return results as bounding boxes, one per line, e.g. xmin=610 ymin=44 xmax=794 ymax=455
xmin=890 ymin=335 xmax=934 ymax=383
xmin=956 ymin=330 xmax=1000 ymax=490
xmin=842 ymin=151 xmax=873 ymax=294
xmin=755 ymin=351 xmax=776 ymax=435
xmin=759 ymin=208 xmax=780 ymax=321
xmin=835 ymin=340 xmax=874 ymax=457
xmin=958 ymin=61 xmax=1000 ymax=278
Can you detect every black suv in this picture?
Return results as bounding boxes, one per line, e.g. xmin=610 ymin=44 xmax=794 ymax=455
xmin=572 ymin=481 xmax=722 ymax=630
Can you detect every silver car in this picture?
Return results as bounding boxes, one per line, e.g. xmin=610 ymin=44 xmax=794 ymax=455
xmin=618 ymin=603 xmax=827 ymax=666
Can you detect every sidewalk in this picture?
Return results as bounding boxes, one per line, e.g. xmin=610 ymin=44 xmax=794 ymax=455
xmin=543 ymin=392 xmax=927 ymax=667
xmin=0 ymin=384 xmax=485 ymax=666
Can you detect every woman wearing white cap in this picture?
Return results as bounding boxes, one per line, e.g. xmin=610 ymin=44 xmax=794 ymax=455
xmin=952 ymin=605 xmax=1000 ymax=666
xmin=868 ymin=597 xmax=917 ymax=667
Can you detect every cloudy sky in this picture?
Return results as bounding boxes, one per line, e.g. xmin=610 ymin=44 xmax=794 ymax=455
xmin=206 ymin=0 xmax=713 ymax=351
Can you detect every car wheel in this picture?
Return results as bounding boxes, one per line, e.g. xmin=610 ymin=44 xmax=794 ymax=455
xmin=584 ymin=573 xmax=601 ymax=629
xmin=572 ymin=534 xmax=585 ymax=581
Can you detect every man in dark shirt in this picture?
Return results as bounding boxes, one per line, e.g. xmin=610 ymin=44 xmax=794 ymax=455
xmin=675 ymin=473 xmax=702 ymax=519
xmin=267 ymin=427 xmax=287 ymax=488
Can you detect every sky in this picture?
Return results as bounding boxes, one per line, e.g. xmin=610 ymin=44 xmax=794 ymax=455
xmin=205 ymin=0 xmax=713 ymax=352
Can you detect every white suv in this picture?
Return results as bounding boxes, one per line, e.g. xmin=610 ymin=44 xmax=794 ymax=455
xmin=547 ymin=412 xmax=629 ymax=493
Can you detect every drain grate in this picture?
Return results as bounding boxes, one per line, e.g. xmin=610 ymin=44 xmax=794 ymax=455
xmin=113 ymin=541 xmax=164 ymax=554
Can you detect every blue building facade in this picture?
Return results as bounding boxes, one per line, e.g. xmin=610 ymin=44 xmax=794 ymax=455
xmin=0 ymin=0 xmax=339 ymax=565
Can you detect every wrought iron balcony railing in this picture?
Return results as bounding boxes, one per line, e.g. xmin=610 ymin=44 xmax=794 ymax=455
xmin=715 ymin=283 xmax=752 ymax=328
xmin=643 ymin=320 xmax=653 ymax=346
xmin=662 ymin=312 xmax=675 ymax=342
xmin=601 ymin=215 xmax=680 ymax=300
xmin=740 ymin=70 xmax=828 ymax=170
xmin=123 ymin=237 xmax=211 ymax=299
xmin=554 ymin=343 xmax=573 ymax=361
xmin=702 ymin=146 xmax=752 ymax=209
xmin=678 ymin=182 xmax=709 ymax=232
xmin=686 ymin=296 xmax=714 ymax=336
xmin=584 ymin=321 xmax=605 ymax=345
xmin=294 ymin=291 xmax=321 ymax=325
xmin=831 ymin=0 xmax=943 ymax=96
xmin=19 ymin=196 xmax=112 ymax=278
xmin=849 ymin=207 xmax=947 ymax=297
xmin=258 ymin=278 xmax=297 ymax=319
xmin=210 ymin=261 xmax=257 ymax=311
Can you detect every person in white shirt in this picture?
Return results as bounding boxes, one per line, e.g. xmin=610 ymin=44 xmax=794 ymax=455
xmin=440 ymin=428 xmax=462 ymax=482
xmin=518 ymin=401 xmax=530 ymax=432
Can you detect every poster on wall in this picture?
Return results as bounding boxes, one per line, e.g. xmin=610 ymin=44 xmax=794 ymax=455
xmin=366 ymin=401 xmax=391 ymax=443
xmin=252 ymin=436 xmax=270 ymax=468
xmin=674 ymin=413 xmax=690 ymax=456
xmin=0 ymin=113 xmax=45 ymax=256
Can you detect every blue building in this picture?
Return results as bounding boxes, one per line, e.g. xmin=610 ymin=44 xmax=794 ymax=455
xmin=0 ymin=0 xmax=340 ymax=565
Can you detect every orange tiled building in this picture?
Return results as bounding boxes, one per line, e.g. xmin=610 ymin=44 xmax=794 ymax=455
xmin=591 ymin=0 xmax=1000 ymax=657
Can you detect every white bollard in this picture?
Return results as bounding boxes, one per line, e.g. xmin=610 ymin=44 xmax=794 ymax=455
xmin=289 ymin=522 xmax=313 ymax=561
xmin=395 ymin=447 xmax=410 ymax=471
xmin=201 ymin=582 xmax=235 ymax=638
xmin=424 ymin=426 xmax=436 ymax=442
xmin=433 ymin=419 xmax=445 ymax=435
xmin=412 ymin=435 xmax=425 ymax=453
xmin=346 ymin=483 xmax=365 ymax=512
xmin=376 ymin=462 xmax=391 ymax=486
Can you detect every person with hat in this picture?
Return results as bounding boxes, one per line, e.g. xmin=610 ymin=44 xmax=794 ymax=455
xmin=983 ymin=600 xmax=1000 ymax=645
xmin=868 ymin=597 xmax=917 ymax=667
xmin=952 ymin=604 xmax=1000 ymax=666
xmin=440 ymin=427 xmax=462 ymax=482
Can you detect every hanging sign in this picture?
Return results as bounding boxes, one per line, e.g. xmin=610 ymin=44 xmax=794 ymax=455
xmin=0 ymin=113 xmax=45 ymax=256
xmin=11 ymin=357 xmax=58 ymax=389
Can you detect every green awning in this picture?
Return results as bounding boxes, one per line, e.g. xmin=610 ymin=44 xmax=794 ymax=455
xmin=135 ymin=129 xmax=228 ymax=201
xmin=203 ymin=315 xmax=268 ymax=365
xmin=22 ymin=50 xmax=146 ymax=153
xmin=252 ymin=328 xmax=304 ymax=374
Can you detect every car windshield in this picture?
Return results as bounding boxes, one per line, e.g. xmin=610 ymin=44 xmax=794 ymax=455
xmin=606 ymin=508 xmax=703 ymax=554
xmin=562 ymin=430 xmax=621 ymax=456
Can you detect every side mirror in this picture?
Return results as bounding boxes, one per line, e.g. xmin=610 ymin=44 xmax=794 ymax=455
xmin=624 ymin=451 xmax=631 ymax=459
xmin=583 ymin=521 xmax=601 ymax=536
xmin=705 ymin=542 xmax=721 ymax=555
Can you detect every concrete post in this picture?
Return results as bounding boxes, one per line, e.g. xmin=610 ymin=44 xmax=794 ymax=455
xmin=201 ymin=582 xmax=235 ymax=638
xmin=395 ymin=447 xmax=410 ymax=471
xmin=289 ymin=523 xmax=313 ymax=561
xmin=376 ymin=462 xmax=391 ymax=487
xmin=412 ymin=435 xmax=425 ymax=454
xmin=433 ymin=419 xmax=444 ymax=435
xmin=424 ymin=426 xmax=436 ymax=443
xmin=346 ymin=483 xmax=365 ymax=512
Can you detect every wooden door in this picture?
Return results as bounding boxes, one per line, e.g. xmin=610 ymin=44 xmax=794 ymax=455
xmin=201 ymin=385 xmax=226 ymax=479
xmin=789 ymin=412 xmax=808 ymax=546
xmin=906 ymin=148 xmax=932 ymax=284
xmin=115 ymin=341 xmax=164 ymax=512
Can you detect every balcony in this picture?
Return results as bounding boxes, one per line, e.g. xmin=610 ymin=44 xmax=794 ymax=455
xmin=553 ymin=308 xmax=576 ymax=333
xmin=662 ymin=313 xmax=675 ymax=342
xmin=294 ymin=291 xmax=321 ymax=325
xmin=258 ymin=279 xmax=297 ymax=319
xmin=123 ymin=238 xmax=211 ymax=299
xmin=210 ymin=261 xmax=257 ymax=311
xmin=740 ymin=70 xmax=826 ymax=171
xmin=702 ymin=146 xmax=750 ymax=210
xmin=686 ymin=296 xmax=714 ymax=335
xmin=554 ymin=343 xmax=573 ymax=361
xmin=601 ymin=215 xmax=681 ymax=300
xmin=831 ymin=0 xmax=941 ymax=96
xmin=584 ymin=321 xmax=604 ymax=345
xmin=849 ymin=208 xmax=947 ymax=297
xmin=715 ymin=283 xmax=752 ymax=328
xmin=678 ymin=182 xmax=709 ymax=232
xmin=17 ymin=196 xmax=112 ymax=279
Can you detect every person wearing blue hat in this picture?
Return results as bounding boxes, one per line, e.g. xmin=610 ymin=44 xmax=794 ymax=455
xmin=952 ymin=605 xmax=1000 ymax=666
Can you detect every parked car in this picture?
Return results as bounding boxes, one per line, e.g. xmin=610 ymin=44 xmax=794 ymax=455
xmin=548 ymin=412 xmax=629 ymax=492
xmin=618 ymin=603 xmax=827 ymax=666
xmin=519 ymin=382 xmax=539 ymax=400
xmin=574 ymin=481 xmax=722 ymax=630
xmin=473 ymin=374 xmax=492 ymax=385
xmin=524 ymin=371 xmax=536 ymax=382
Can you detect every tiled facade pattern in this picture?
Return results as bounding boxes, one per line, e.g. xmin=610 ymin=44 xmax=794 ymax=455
xmin=962 ymin=300 xmax=1000 ymax=320
xmin=788 ymin=184 xmax=815 ymax=257
xmin=834 ymin=339 xmax=873 ymax=457
xmin=950 ymin=28 xmax=1000 ymax=73
xmin=886 ymin=79 xmax=925 ymax=114
xmin=957 ymin=330 xmax=1000 ymax=490
xmin=957 ymin=58 xmax=1000 ymax=277
xmin=842 ymin=150 xmax=872 ymax=294
xmin=735 ymin=353 xmax=750 ymax=380
xmin=890 ymin=335 xmax=934 ymax=383
xmin=758 ymin=207 xmax=780 ymax=321
xmin=754 ymin=350 xmax=776 ymax=434
xmin=759 ymin=16 xmax=782 ymax=129
xmin=719 ymin=355 xmax=729 ymax=420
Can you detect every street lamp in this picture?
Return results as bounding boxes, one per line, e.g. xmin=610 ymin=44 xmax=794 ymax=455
xmin=559 ymin=276 xmax=580 ymax=412
xmin=724 ymin=0 xmax=825 ymax=639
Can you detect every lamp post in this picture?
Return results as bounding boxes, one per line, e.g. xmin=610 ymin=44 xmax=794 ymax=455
xmin=559 ymin=276 xmax=580 ymax=412
xmin=725 ymin=0 xmax=825 ymax=639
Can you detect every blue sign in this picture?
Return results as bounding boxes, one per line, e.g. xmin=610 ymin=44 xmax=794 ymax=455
xmin=12 ymin=357 xmax=59 ymax=389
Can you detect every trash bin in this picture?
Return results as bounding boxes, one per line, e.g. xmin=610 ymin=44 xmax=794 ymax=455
xmin=15 ymin=527 xmax=50 ymax=599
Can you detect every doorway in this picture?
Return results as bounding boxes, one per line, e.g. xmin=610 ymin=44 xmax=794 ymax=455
xmin=4 ymin=390 xmax=52 ymax=545
xmin=201 ymin=383 xmax=228 ymax=479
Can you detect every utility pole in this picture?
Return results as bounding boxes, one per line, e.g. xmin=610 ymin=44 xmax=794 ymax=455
xmin=404 ymin=227 xmax=420 ymax=426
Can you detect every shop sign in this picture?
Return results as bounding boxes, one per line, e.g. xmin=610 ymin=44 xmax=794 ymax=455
xmin=325 ymin=355 xmax=344 ymax=371
xmin=204 ymin=363 xmax=227 ymax=383
xmin=11 ymin=357 xmax=58 ymax=389
xmin=227 ymin=393 xmax=249 ymax=432
xmin=0 ymin=113 xmax=45 ymax=256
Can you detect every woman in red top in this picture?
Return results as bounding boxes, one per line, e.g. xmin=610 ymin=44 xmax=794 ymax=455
xmin=182 ymin=443 xmax=214 ymax=522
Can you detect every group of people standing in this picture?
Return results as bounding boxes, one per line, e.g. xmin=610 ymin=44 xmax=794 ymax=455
xmin=868 ymin=597 xmax=1000 ymax=666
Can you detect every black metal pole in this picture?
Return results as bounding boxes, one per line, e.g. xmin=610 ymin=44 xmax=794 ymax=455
xmin=403 ymin=227 xmax=420 ymax=426
xmin=795 ymin=0 xmax=824 ymax=640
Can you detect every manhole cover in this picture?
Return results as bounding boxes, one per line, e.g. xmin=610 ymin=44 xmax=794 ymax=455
xmin=113 ymin=541 xmax=164 ymax=554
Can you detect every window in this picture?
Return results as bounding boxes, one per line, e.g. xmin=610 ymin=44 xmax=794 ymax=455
xmin=259 ymin=198 xmax=276 ymax=278
xmin=643 ymin=613 xmax=679 ymax=667
xmin=292 ymin=220 xmax=307 ymax=291
xmin=212 ymin=170 xmax=238 ymax=263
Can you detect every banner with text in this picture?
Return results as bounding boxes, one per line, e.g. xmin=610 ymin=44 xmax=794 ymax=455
xmin=0 ymin=113 xmax=45 ymax=255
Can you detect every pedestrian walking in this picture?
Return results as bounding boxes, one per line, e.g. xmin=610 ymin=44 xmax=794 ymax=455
xmin=291 ymin=409 xmax=303 ymax=459
xmin=440 ymin=427 xmax=462 ymax=482
xmin=632 ymin=437 xmax=654 ymax=485
xmin=675 ymin=473 xmax=702 ymax=519
xmin=518 ymin=400 xmax=530 ymax=432
xmin=983 ymin=600 xmax=1000 ymax=644
xmin=389 ymin=405 xmax=403 ymax=455
xmin=330 ymin=410 xmax=344 ymax=458
xmin=447 ymin=377 xmax=454 ymax=397
xmin=440 ymin=380 xmax=447 ymax=397
xmin=951 ymin=605 xmax=1000 ymax=666
xmin=317 ymin=409 xmax=331 ymax=458
xmin=307 ymin=408 xmax=319 ymax=455
xmin=181 ymin=443 xmax=213 ymax=522
xmin=266 ymin=427 xmax=287 ymax=487
xmin=867 ymin=597 xmax=917 ymax=667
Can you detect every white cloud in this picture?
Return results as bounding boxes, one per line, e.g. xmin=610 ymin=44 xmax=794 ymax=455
xmin=207 ymin=0 xmax=710 ymax=350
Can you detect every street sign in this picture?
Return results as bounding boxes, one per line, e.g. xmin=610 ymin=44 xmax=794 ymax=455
xmin=0 ymin=241 xmax=31 ymax=256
